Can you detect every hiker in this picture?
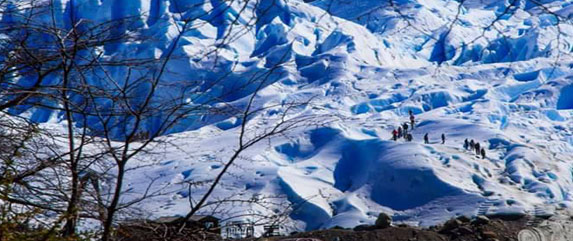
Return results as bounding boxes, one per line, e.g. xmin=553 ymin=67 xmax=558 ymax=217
xmin=410 ymin=114 xmax=415 ymax=130
xmin=392 ymin=129 xmax=398 ymax=141
xmin=424 ymin=133 xmax=429 ymax=144
xmin=475 ymin=142 xmax=481 ymax=155
xmin=481 ymin=148 xmax=486 ymax=159
xmin=397 ymin=126 xmax=403 ymax=138
xmin=464 ymin=139 xmax=469 ymax=150
xmin=407 ymin=133 xmax=413 ymax=142
xmin=441 ymin=133 xmax=446 ymax=144
xmin=469 ymin=139 xmax=475 ymax=151
xmin=403 ymin=122 xmax=409 ymax=133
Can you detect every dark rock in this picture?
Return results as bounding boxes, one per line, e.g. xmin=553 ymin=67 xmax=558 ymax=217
xmin=456 ymin=216 xmax=471 ymax=223
xmin=458 ymin=226 xmax=473 ymax=235
xmin=439 ymin=219 xmax=462 ymax=233
xmin=353 ymin=224 xmax=374 ymax=231
xmin=472 ymin=215 xmax=491 ymax=225
xmin=481 ymin=230 xmax=497 ymax=239
xmin=486 ymin=212 xmax=526 ymax=221
xmin=374 ymin=213 xmax=392 ymax=229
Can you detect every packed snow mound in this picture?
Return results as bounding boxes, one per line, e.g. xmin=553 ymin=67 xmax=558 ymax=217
xmin=3 ymin=0 xmax=573 ymax=233
xmin=122 ymin=56 xmax=573 ymax=231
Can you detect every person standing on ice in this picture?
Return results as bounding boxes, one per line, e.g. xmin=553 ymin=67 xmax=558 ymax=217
xmin=402 ymin=123 xmax=409 ymax=136
xmin=481 ymin=148 xmax=486 ymax=159
xmin=441 ymin=133 xmax=446 ymax=144
xmin=424 ymin=133 xmax=429 ymax=144
xmin=409 ymin=114 xmax=416 ymax=130
xmin=475 ymin=142 xmax=481 ymax=155
xmin=407 ymin=133 xmax=413 ymax=142
xmin=392 ymin=129 xmax=398 ymax=141
xmin=470 ymin=139 xmax=475 ymax=151
xmin=398 ymin=126 xmax=403 ymax=138
xmin=464 ymin=139 xmax=469 ymax=150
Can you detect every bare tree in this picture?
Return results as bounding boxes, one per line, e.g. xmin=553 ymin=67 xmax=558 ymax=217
xmin=4 ymin=0 xmax=568 ymax=240
xmin=0 ymin=1 xmax=160 ymax=239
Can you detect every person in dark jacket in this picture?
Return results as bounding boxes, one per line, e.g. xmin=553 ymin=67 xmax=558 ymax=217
xmin=441 ymin=133 xmax=446 ymax=144
xmin=464 ymin=139 xmax=469 ymax=150
xmin=397 ymin=126 xmax=403 ymax=138
xmin=470 ymin=139 xmax=475 ymax=151
xmin=424 ymin=133 xmax=429 ymax=144
xmin=481 ymin=148 xmax=486 ymax=159
xmin=475 ymin=142 xmax=481 ymax=155
xmin=410 ymin=114 xmax=415 ymax=129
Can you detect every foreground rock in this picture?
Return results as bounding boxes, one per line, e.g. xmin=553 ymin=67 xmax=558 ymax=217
xmin=375 ymin=213 xmax=392 ymax=229
xmin=247 ymin=216 xmax=531 ymax=241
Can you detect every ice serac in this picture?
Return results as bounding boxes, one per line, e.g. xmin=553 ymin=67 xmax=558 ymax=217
xmin=252 ymin=22 xmax=289 ymax=57
xmin=430 ymin=32 xmax=456 ymax=65
xmin=255 ymin=0 xmax=291 ymax=32
xmin=169 ymin=0 xmax=204 ymax=13
xmin=104 ymin=0 xmax=145 ymax=52
xmin=64 ymin=0 xmax=105 ymax=27
xmin=467 ymin=30 xmax=547 ymax=64
xmin=148 ymin=0 xmax=168 ymax=26
xmin=0 ymin=2 xmax=19 ymax=25
xmin=557 ymin=85 xmax=573 ymax=110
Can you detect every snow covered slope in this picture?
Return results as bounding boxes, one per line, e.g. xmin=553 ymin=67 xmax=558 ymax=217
xmin=127 ymin=59 xmax=573 ymax=232
xmin=5 ymin=0 xmax=573 ymax=233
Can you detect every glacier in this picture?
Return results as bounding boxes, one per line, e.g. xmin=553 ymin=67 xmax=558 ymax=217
xmin=2 ymin=0 xmax=573 ymax=234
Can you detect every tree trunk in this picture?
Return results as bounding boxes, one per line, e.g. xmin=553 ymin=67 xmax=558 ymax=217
xmin=101 ymin=164 xmax=125 ymax=241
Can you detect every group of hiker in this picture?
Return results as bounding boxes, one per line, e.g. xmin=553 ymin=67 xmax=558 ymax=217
xmin=391 ymin=110 xmax=416 ymax=142
xmin=464 ymin=139 xmax=486 ymax=159
xmin=391 ymin=123 xmax=413 ymax=141
xmin=390 ymin=110 xmax=487 ymax=160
